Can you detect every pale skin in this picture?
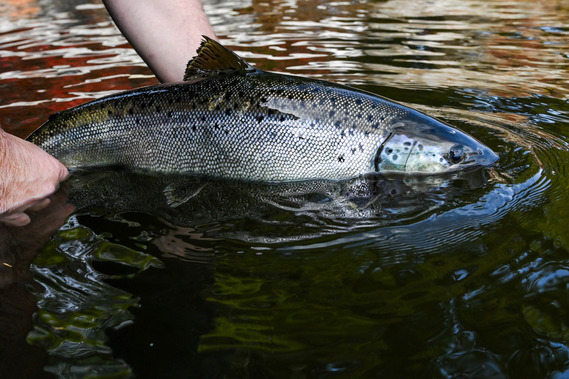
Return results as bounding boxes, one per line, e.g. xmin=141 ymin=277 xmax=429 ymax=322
xmin=102 ymin=0 xmax=217 ymax=83
xmin=0 ymin=0 xmax=215 ymax=226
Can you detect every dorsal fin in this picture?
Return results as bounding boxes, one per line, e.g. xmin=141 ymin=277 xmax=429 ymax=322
xmin=183 ymin=36 xmax=254 ymax=81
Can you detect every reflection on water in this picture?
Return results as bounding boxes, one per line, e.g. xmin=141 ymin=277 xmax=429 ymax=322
xmin=2 ymin=0 xmax=569 ymax=377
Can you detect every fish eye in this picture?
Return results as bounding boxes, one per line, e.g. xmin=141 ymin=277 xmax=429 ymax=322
xmin=446 ymin=144 xmax=465 ymax=165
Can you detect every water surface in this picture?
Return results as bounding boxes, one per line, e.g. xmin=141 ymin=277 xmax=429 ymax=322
xmin=1 ymin=0 xmax=569 ymax=377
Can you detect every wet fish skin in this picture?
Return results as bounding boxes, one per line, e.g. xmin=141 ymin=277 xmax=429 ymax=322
xmin=28 ymin=38 xmax=498 ymax=182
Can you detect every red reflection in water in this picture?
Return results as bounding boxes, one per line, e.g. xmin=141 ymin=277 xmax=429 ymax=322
xmin=0 ymin=1 xmax=158 ymax=138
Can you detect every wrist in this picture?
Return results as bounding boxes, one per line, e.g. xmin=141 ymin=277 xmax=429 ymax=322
xmin=0 ymin=129 xmax=11 ymax=213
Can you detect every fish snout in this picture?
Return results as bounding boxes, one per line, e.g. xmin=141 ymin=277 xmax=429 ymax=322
xmin=374 ymin=121 xmax=499 ymax=174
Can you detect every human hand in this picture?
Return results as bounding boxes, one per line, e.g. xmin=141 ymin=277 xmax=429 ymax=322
xmin=0 ymin=185 xmax=74 ymax=288
xmin=0 ymin=128 xmax=70 ymax=226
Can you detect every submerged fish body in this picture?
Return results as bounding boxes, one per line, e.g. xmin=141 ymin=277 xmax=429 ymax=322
xmin=28 ymin=38 xmax=498 ymax=182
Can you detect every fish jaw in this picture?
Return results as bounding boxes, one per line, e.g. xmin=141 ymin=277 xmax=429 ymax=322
xmin=374 ymin=114 xmax=499 ymax=174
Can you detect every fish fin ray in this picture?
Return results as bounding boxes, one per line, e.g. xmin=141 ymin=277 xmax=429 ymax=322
xmin=184 ymin=36 xmax=254 ymax=81
xmin=164 ymin=182 xmax=207 ymax=208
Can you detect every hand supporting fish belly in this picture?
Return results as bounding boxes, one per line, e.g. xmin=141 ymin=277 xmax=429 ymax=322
xmin=28 ymin=37 xmax=498 ymax=182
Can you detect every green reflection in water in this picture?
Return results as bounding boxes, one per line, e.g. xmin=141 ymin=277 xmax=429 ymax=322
xmin=28 ymin=223 xmax=163 ymax=378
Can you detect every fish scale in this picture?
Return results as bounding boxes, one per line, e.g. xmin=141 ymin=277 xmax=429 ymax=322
xmin=28 ymin=37 xmax=498 ymax=181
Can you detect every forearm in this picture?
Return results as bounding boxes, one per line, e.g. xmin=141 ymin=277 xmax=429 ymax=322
xmin=102 ymin=0 xmax=216 ymax=83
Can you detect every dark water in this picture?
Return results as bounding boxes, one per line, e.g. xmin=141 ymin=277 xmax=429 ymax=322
xmin=1 ymin=0 xmax=569 ymax=377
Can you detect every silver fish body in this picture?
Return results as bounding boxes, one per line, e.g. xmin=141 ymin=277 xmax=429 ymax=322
xmin=28 ymin=38 xmax=498 ymax=182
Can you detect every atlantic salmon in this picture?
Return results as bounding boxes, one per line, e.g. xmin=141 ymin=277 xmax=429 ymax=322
xmin=28 ymin=37 xmax=498 ymax=182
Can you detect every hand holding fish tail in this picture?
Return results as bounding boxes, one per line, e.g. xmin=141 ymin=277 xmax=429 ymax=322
xmin=0 ymin=128 xmax=69 ymax=227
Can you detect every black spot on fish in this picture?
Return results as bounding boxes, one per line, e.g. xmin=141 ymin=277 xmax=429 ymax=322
xmin=329 ymin=110 xmax=336 ymax=117
xmin=355 ymin=99 xmax=362 ymax=105
xmin=128 ymin=108 xmax=134 ymax=115
xmin=351 ymin=148 xmax=356 ymax=154
xmin=135 ymin=117 xmax=140 ymax=124
xmin=372 ymin=123 xmax=379 ymax=129
xmin=225 ymin=109 xmax=232 ymax=116
xmin=192 ymin=125 xmax=196 ymax=132
xmin=107 ymin=109 xmax=113 ymax=117
xmin=334 ymin=121 xmax=342 ymax=128
xmin=386 ymin=148 xmax=393 ymax=154
xmin=256 ymin=115 xmax=265 ymax=123
xmin=367 ymin=115 xmax=373 ymax=122
xmin=201 ymin=115 xmax=206 ymax=122
xmin=338 ymin=155 xmax=345 ymax=162
xmin=155 ymin=105 xmax=161 ymax=113
xmin=330 ymin=97 xmax=336 ymax=103
xmin=280 ymin=115 xmax=286 ymax=122
xmin=359 ymin=143 xmax=364 ymax=152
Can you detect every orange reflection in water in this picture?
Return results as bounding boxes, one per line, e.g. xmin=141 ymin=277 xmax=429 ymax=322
xmin=2 ymin=0 xmax=40 ymax=18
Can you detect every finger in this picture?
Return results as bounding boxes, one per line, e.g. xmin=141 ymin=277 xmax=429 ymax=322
xmin=0 ymin=212 xmax=32 ymax=227
xmin=27 ymin=198 xmax=52 ymax=212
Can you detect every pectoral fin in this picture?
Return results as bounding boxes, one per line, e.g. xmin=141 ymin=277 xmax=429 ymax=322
xmin=164 ymin=181 xmax=208 ymax=208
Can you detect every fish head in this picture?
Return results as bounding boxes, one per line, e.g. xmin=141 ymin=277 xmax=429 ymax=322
xmin=375 ymin=117 xmax=498 ymax=174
